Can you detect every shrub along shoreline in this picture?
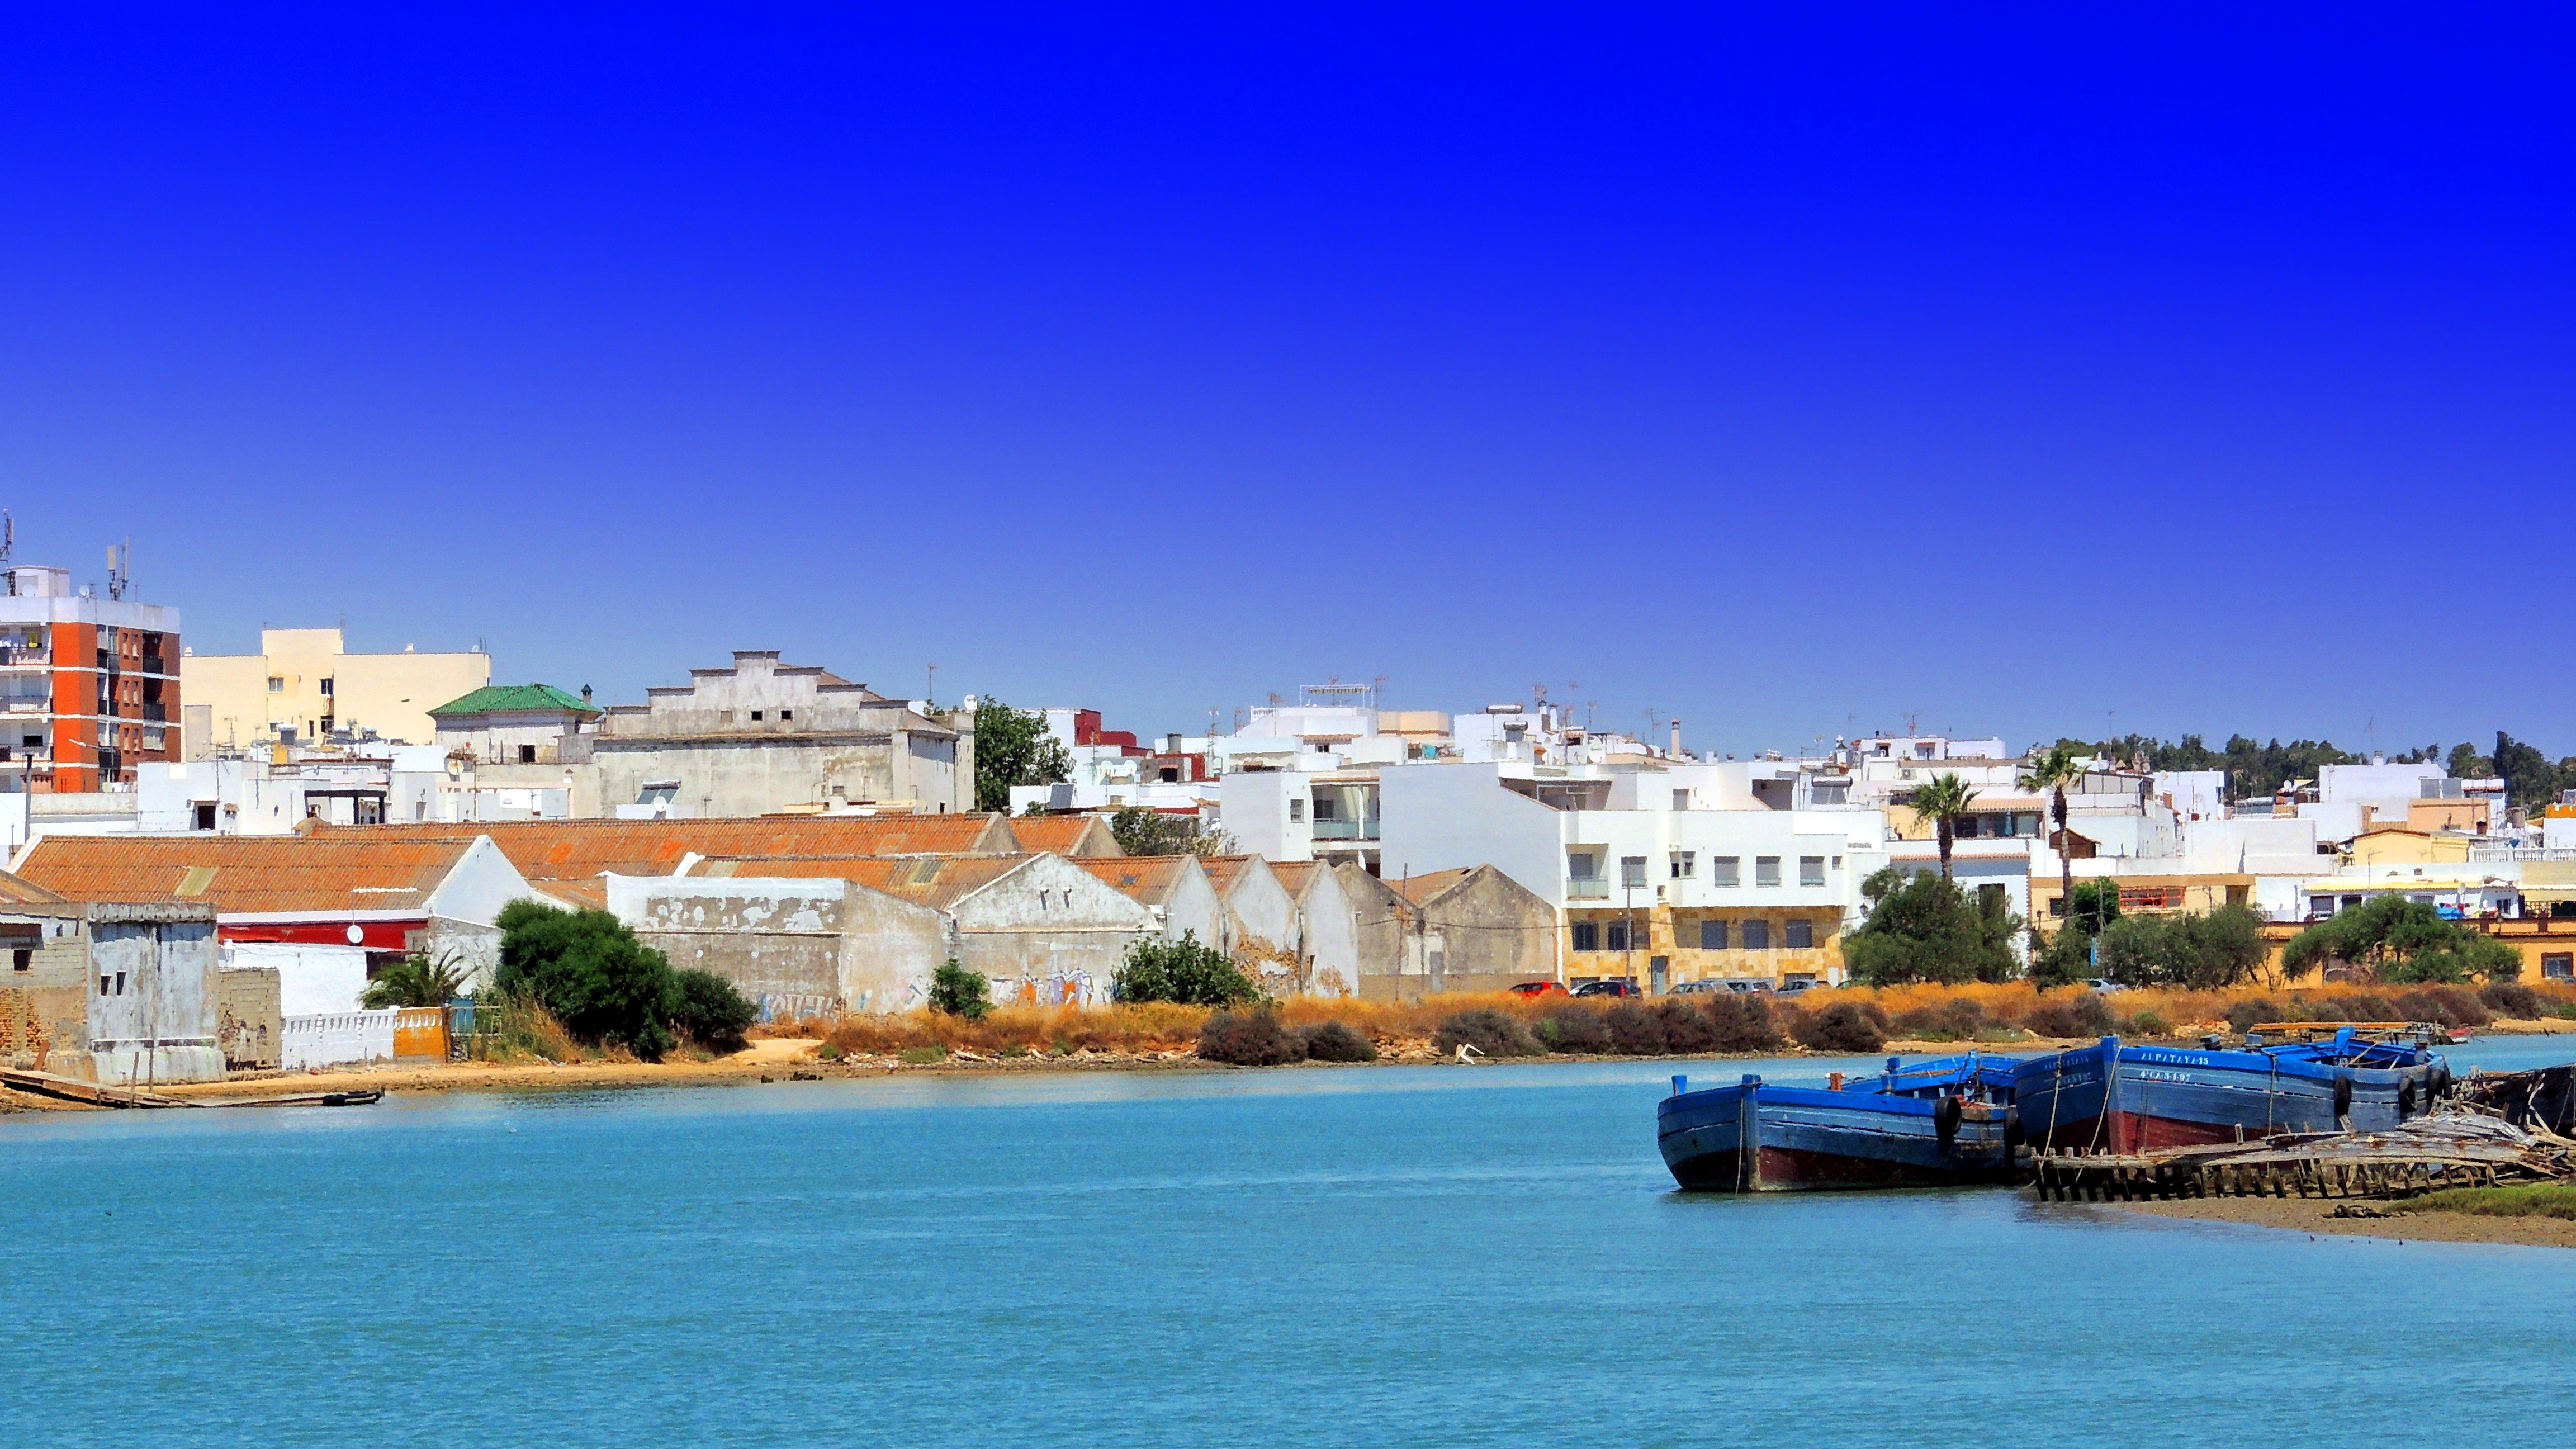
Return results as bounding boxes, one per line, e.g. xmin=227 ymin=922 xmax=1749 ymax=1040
xmin=783 ymin=977 xmax=2576 ymax=1070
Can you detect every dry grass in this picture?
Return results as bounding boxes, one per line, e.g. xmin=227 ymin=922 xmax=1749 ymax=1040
xmin=774 ymin=978 xmax=2576 ymax=1059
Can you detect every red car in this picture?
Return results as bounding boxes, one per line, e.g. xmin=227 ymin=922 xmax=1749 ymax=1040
xmin=1508 ymin=981 xmax=1569 ymax=997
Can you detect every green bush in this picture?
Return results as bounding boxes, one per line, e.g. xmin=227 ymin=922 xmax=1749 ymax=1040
xmin=670 ymin=968 xmax=758 ymax=1050
xmin=2392 ymin=986 xmax=2489 ymax=1029
xmin=1704 ymin=994 xmax=1784 ymax=1052
xmin=1788 ymin=1000 xmax=1887 ymax=1054
xmin=1197 ymin=1008 xmax=1307 ymax=1066
xmin=2225 ymin=998 xmax=2283 ymax=1035
xmin=2481 ymin=982 xmax=2546 ymax=1018
xmin=929 ymin=959 xmax=993 ymax=1020
xmin=1298 ymin=1020 xmax=1378 ymax=1063
xmin=1535 ymin=1005 xmax=1611 ymax=1054
xmin=2120 ymin=1010 xmax=2174 ymax=1038
xmin=899 ymin=1044 xmax=949 ymax=1064
xmin=1433 ymin=1008 xmax=1544 ymax=1058
xmin=493 ymin=901 xmax=682 ymax=1060
xmin=2028 ymin=926 xmax=2093 ymax=989
xmin=1111 ymin=931 xmax=1259 ymax=1006
xmin=1652 ymin=998 xmax=1719 ymax=1053
xmin=1892 ymin=998 xmax=1986 ymax=1041
xmin=2023 ymin=992 xmax=2115 ymax=1039
xmin=1603 ymin=1001 xmax=1668 ymax=1055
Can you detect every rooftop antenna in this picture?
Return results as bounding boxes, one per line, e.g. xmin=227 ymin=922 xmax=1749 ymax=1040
xmin=1901 ymin=711 xmax=1921 ymax=736
xmin=106 ymin=539 xmax=130 ymax=600
xmin=1 ymin=512 xmax=12 ymax=597
xmin=925 ymin=662 xmax=937 ymax=709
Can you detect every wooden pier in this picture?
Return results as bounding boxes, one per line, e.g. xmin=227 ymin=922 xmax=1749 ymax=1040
xmin=2032 ymin=1107 xmax=2570 ymax=1203
xmin=2 ymin=1067 xmax=382 ymax=1111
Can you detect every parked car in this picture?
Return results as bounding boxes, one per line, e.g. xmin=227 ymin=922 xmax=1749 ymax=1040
xmin=1508 ymin=981 xmax=1569 ymax=998
xmin=1668 ymin=979 xmax=1721 ymax=995
xmin=1718 ymin=979 xmax=1774 ymax=995
xmin=1772 ymin=981 xmax=1820 ymax=999
xmin=1572 ymin=979 xmax=1640 ymax=998
xmin=2083 ymin=978 xmax=2130 ymax=994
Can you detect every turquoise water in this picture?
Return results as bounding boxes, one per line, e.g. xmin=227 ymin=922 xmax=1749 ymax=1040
xmin=6 ymin=1037 xmax=2575 ymax=1448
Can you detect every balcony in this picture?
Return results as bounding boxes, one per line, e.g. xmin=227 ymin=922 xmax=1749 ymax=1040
xmin=0 ymin=648 xmax=48 ymax=667
xmin=1310 ymin=818 xmax=1380 ymax=840
xmin=1568 ymin=878 xmax=1612 ymax=899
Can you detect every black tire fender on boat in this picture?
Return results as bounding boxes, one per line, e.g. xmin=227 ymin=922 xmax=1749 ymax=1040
xmin=2430 ymin=1061 xmax=2453 ymax=1100
xmin=2398 ymin=1078 xmax=2418 ymax=1117
xmin=1933 ymin=1093 xmax=1962 ymax=1149
xmin=2333 ymin=1074 xmax=2354 ymax=1120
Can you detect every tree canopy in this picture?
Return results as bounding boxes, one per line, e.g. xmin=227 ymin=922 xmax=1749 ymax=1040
xmin=1111 ymin=931 xmax=1259 ymax=1005
xmin=1107 ymin=805 xmax=1228 ymax=858
xmin=2092 ymin=906 xmax=2268 ymax=989
xmin=2279 ymin=896 xmax=2522 ymax=984
xmin=493 ymin=900 xmax=757 ymax=1058
xmin=972 ymin=696 xmax=1073 ymax=813
xmin=1841 ymin=868 xmax=2021 ymax=986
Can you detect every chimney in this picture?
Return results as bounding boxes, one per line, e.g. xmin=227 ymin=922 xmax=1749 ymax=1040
xmin=1166 ymin=732 xmax=1182 ymax=754
xmin=1670 ymin=718 xmax=1683 ymax=758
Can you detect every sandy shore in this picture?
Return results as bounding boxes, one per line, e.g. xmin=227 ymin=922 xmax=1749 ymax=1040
xmin=2106 ymin=1195 xmax=2576 ymax=1249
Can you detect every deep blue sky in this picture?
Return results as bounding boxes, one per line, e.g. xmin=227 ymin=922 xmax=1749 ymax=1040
xmin=3 ymin=6 xmax=2569 ymax=758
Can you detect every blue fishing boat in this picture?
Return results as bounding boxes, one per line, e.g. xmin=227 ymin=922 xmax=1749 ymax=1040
xmin=1658 ymin=1052 xmax=2026 ymax=1192
xmin=2011 ymin=1031 xmax=2448 ymax=1154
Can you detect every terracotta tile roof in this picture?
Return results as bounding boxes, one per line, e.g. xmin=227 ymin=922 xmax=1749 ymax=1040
xmin=533 ymin=878 xmax=609 ymax=911
xmin=1009 ymin=815 xmax=1123 ymax=857
xmin=305 ymin=815 xmax=1014 ymax=881
xmin=0 ymin=869 xmax=66 ymax=905
xmin=1266 ymin=860 xmax=1320 ymax=896
xmin=685 ymin=853 xmax=1031 ymax=911
xmin=14 ymin=835 xmax=485 ymax=916
xmin=1073 ymin=855 xmax=1188 ymax=903
xmin=1389 ymin=866 xmax=1475 ymax=904
xmin=1197 ymin=854 xmax=1253 ymax=892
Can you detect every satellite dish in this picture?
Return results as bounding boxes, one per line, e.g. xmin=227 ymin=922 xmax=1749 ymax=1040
xmin=345 ymin=924 xmax=365 ymax=945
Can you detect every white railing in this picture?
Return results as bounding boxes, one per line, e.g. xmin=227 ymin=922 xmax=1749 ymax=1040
xmin=2469 ymin=845 xmax=2576 ymax=863
xmin=281 ymin=1009 xmax=398 ymax=1069
xmin=1567 ymin=878 xmax=1611 ymax=899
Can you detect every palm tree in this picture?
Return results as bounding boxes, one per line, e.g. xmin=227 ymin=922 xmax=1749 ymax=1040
xmin=1903 ymin=772 xmax=1978 ymax=878
xmin=2017 ymin=745 xmax=2085 ymax=930
xmin=359 ymin=951 xmax=472 ymax=1010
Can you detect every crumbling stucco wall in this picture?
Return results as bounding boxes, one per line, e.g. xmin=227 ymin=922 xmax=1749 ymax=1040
xmin=216 ymin=967 xmax=282 ymax=1070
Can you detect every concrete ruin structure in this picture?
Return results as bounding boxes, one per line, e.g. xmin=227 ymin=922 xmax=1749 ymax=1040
xmin=584 ymin=651 xmax=977 ymax=819
xmin=0 ymin=872 xmax=225 ymax=1085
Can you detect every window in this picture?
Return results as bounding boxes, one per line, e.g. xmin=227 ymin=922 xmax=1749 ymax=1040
xmin=1699 ymin=920 xmax=1729 ymax=950
xmin=518 ymin=745 xmax=537 ymax=764
xmin=1571 ymin=922 xmax=1600 ymax=951
xmin=1620 ymin=856 xmax=1647 ymax=888
xmin=1313 ymin=797 xmax=1339 ymax=821
xmin=779 ymin=709 xmax=792 ymax=722
xmin=1670 ymin=851 xmax=1695 ymax=879
xmin=750 ymin=710 xmax=763 ymax=721
xmin=1799 ymin=855 xmax=1825 ymax=887
xmin=1741 ymin=919 xmax=1770 ymax=950
xmin=2118 ymin=886 xmax=2184 ymax=911
xmin=1832 ymin=855 xmax=1843 ymax=870
xmin=266 ymin=676 xmax=283 ymax=693
xmin=1159 ymin=768 xmax=1178 ymax=783
xmin=98 ymin=974 xmax=110 ymax=996
xmin=2543 ymin=953 xmax=2572 ymax=982
xmin=1673 ymin=789 xmax=1690 ymax=811
xmin=11 ymin=949 xmax=28 ymax=973
xmin=1289 ymin=798 xmax=1305 ymax=823
xmin=1954 ymin=815 xmax=1980 ymax=840
xmin=319 ymin=678 xmax=334 ymax=697
xmin=1711 ymin=856 xmax=1740 ymax=887
xmin=1755 ymin=856 xmax=1781 ymax=887
xmin=1784 ymin=918 xmax=1814 ymax=949
xmin=1605 ymin=922 xmax=1631 ymax=952
xmin=2225 ymin=885 xmax=2250 ymax=907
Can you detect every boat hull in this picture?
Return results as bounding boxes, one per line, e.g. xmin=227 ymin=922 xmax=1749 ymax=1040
xmin=2012 ymin=1039 xmax=2436 ymax=1153
xmin=1659 ymin=1082 xmax=2017 ymax=1192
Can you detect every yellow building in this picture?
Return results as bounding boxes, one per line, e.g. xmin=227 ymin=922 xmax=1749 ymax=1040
xmin=181 ymin=628 xmax=490 ymax=752
xmin=1562 ymin=901 xmax=1849 ymax=988
xmin=2346 ymin=825 xmax=2473 ymax=868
